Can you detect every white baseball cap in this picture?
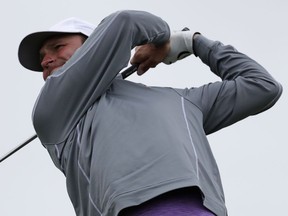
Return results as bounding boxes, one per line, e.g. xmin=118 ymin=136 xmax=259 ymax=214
xmin=18 ymin=17 xmax=96 ymax=72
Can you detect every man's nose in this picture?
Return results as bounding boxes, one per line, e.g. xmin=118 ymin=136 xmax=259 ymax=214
xmin=41 ymin=55 xmax=55 ymax=69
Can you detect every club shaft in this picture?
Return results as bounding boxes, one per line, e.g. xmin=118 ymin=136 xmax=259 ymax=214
xmin=0 ymin=65 xmax=137 ymax=163
xmin=0 ymin=134 xmax=38 ymax=163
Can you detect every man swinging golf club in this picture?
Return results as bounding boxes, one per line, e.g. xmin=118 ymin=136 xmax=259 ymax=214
xmin=18 ymin=10 xmax=282 ymax=216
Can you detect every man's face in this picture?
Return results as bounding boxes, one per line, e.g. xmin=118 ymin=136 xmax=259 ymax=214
xmin=39 ymin=34 xmax=84 ymax=80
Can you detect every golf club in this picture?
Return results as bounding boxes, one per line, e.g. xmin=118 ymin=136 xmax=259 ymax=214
xmin=0 ymin=64 xmax=138 ymax=163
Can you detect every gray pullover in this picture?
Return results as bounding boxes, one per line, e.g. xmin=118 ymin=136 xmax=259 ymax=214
xmin=32 ymin=10 xmax=282 ymax=216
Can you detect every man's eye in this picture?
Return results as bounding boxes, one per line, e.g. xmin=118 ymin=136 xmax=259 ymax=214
xmin=54 ymin=44 xmax=64 ymax=49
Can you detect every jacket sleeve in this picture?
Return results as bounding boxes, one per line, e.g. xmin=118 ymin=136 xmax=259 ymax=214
xmin=186 ymin=35 xmax=282 ymax=135
xmin=32 ymin=10 xmax=170 ymax=145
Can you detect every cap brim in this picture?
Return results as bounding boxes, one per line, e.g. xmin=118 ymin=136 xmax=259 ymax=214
xmin=18 ymin=31 xmax=69 ymax=72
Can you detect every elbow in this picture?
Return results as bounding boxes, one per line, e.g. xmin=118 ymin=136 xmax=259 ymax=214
xmin=271 ymin=80 xmax=283 ymax=99
xmin=256 ymin=79 xmax=283 ymax=113
xmin=266 ymin=79 xmax=282 ymax=104
xmin=106 ymin=10 xmax=138 ymax=26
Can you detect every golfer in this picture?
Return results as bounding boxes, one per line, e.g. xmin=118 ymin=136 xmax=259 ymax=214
xmin=18 ymin=10 xmax=282 ymax=216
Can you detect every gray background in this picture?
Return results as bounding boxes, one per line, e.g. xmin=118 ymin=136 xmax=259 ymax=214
xmin=0 ymin=0 xmax=287 ymax=215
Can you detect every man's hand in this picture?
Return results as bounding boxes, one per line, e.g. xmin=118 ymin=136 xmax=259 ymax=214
xmin=130 ymin=42 xmax=170 ymax=75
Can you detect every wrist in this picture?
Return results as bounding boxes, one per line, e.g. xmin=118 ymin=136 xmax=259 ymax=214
xmin=192 ymin=32 xmax=201 ymax=56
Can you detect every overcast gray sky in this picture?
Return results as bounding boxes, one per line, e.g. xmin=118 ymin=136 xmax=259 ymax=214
xmin=0 ymin=0 xmax=287 ymax=215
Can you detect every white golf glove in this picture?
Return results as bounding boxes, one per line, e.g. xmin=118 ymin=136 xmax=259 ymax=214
xmin=163 ymin=28 xmax=196 ymax=65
